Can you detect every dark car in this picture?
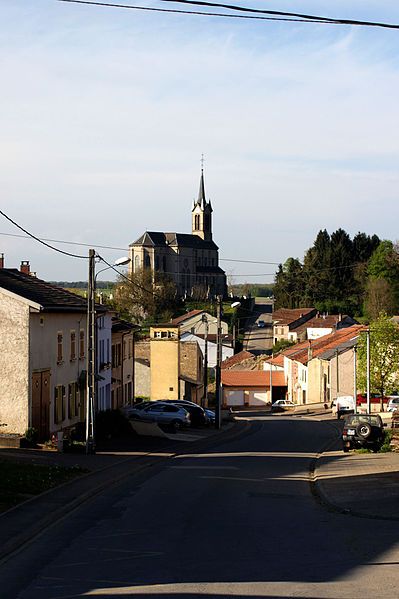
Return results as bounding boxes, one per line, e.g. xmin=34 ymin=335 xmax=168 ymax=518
xmin=342 ymin=414 xmax=385 ymax=452
xmin=167 ymin=400 xmax=208 ymax=427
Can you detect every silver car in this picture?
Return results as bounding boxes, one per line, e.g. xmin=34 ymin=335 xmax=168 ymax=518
xmin=128 ymin=402 xmax=191 ymax=429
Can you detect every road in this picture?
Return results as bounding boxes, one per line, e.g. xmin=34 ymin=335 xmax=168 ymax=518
xmin=1 ymin=415 xmax=399 ymax=598
xmin=243 ymin=298 xmax=273 ymax=354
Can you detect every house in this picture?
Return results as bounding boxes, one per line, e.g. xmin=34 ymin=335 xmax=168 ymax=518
xmin=97 ymin=311 xmax=113 ymax=411
xmin=0 ymin=265 xmax=104 ymax=440
xmin=111 ymin=318 xmax=140 ymax=409
xmin=273 ymin=308 xmax=317 ymax=344
xmin=287 ymin=313 xmax=357 ymax=343
xmin=221 ymin=370 xmax=287 ymax=408
xmin=128 ymin=169 xmax=227 ymax=299
xmin=180 ymin=331 xmax=234 ymax=369
xmin=169 ymin=309 xmax=229 ymax=336
xmin=278 ymin=325 xmax=364 ymax=405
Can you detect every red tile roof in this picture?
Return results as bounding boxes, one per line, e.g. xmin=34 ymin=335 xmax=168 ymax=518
xmin=170 ymin=309 xmax=204 ymax=326
xmin=263 ymin=354 xmax=285 ymax=368
xmin=221 ymin=350 xmax=254 ymax=370
xmin=222 ymin=370 xmax=286 ymax=387
xmin=281 ymin=325 xmax=365 ymax=365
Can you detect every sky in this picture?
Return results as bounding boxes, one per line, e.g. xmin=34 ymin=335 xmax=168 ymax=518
xmin=1 ymin=1 xmax=399 ymax=284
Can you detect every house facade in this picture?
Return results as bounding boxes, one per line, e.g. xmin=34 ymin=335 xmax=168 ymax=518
xmin=0 ymin=268 xmax=98 ymax=439
xmin=129 ymin=170 xmax=227 ymax=299
xmin=111 ymin=318 xmax=139 ymax=409
xmin=221 ymin=370 xmax=286 ymax=408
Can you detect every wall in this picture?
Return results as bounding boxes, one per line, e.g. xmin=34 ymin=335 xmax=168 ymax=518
xmin=30 ymin=311 xmax=87 ymax=433
xmin=0 ymin=291 xmax=30 ymax=434
xmin=180 ymin=333 xmax=233 ymax=368
xmin=97 ymin=312 xmax=112 ymax=411
xmin=330 ymin=348 xmax=356 ymax=400
xmin=150 ymin=338 xmax=180 ymax=400
xmin=134 ymin=341 xmax=150 ymax=399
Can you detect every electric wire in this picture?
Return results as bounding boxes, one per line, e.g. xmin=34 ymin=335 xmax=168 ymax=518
xmin=58 ymin=0 xmax=399 ymax=29
xmin=57 ymin=0 xmax=335 ymax=24
xmin=0 ymin=209 xmax=87 ymax=260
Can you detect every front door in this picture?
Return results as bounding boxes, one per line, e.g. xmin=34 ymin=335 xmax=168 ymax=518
xmin=32 ymin=370 xmax=51 ymax=441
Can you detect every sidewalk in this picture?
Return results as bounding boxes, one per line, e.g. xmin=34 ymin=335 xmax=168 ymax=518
xmin=0 ymin=420 xmax=245 ymax=564
xmin=313 ymin=449 xmax=399 ymax=521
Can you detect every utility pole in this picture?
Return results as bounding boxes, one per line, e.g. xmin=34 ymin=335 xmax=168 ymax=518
xmin=336 ymin=348 xmax=340 ymax=397
xmin=366 ymin=328 xmax=371 ymax=413
xmin=353 ymin=345 xmax=357 ymax=414
xmin=202 ymin=314 xmax=209 ymax=408
xmin=269 ymin=354 xmax=273 ymax=406
xmin=86 ymin=249 xmax=96 ymax=454
xmin=215 ymin=295 xmax=223 ymax=429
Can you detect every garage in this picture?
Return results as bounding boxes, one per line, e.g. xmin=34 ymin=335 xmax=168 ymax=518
xmin=225 ymin=389 xmax=244 ymax=407
xmin=248 ymin=390 xmax=268 ymax=406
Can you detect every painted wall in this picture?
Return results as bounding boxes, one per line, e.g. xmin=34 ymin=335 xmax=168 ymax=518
xmin=150 ymin=338 xmax=180 ymax=400
xmin=0 ymin=290 xmax=30 ymax=434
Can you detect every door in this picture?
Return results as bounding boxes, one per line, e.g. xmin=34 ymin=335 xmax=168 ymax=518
xmin=32 ymin=370 xmax=51 ymax=441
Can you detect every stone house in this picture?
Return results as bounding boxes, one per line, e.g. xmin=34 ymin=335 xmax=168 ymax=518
xmin=0 ymin=266 xmax=103 ymax=440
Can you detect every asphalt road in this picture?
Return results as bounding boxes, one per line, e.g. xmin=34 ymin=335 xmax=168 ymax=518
xmin=1 ymin=415 xmax=399 ymax=598
xmin=243 ymin=299 xmax=273 ymax=354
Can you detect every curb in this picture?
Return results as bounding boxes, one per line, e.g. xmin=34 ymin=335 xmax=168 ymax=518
xmin=0 ymin=419 xmax=251 ymax=564
xmin=309 ymin=428 xmax=399 ymax=522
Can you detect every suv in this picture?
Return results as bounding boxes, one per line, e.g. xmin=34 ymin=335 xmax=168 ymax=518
xmin=342 ymin=414 xmax=384 ymax=452
xmin=127 ymin=402 xmax=191 ymax=430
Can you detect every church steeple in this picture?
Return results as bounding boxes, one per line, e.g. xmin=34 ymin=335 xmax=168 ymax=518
xmin=192 ymin=164 xmax=213 ymax=242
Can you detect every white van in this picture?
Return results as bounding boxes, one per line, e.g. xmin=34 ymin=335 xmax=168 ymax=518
xmin=334 ymin=396 xmax=356 ymax=419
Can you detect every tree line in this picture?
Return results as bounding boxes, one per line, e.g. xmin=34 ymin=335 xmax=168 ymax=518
xmin=274 ymin=229 xmax=399 ymax=318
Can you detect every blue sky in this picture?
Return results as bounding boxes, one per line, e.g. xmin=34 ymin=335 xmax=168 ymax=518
xmin=1 ymin=1 xmax=399 ymax=283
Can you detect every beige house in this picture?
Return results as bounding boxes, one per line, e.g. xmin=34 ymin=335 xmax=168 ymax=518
xmin=129 ymin=170 xmax=227 ymax=299
xmin=273 ymin=308 xmax=317 ymax=344
xmin=170 ymin=309 xmax=228 ymax=336
xmin=0 ymin=267 xmax=96 ymax=440
xmin=111 ymin=318 xmax=140 ymax=409
xmin=221 ymin=370 xmax=286 ymax=408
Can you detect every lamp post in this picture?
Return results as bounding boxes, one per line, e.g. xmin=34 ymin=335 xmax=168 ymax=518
xmin=86 ymin=253 xmax=130 ymax=454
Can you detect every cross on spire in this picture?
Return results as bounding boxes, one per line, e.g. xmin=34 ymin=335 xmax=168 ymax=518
xmin=201 ymin=153 xmax=205 ymax=171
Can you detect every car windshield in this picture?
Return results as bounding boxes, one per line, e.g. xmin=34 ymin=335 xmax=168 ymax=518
xmin=345 ymin=415 xmax=381 ymax=426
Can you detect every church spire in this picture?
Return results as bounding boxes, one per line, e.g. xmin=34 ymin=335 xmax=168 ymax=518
xmin=197 ymin=168 xmax=206 ymax=209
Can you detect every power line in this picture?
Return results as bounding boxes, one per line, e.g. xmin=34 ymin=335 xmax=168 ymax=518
xmin=0 ymin=210 xmax=87 ymax=260
xmin=58 ymin=0 xmax=399 ymax=29
xmin=160 ymin=0 xmax=399 ymax=30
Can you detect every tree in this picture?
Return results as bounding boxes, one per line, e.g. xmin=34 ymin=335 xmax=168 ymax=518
xmin=113 ymin=269 xmax=179 ymax=322
xmin=367 ymin=240 xmax=399 ymax=314
xmin=357 ymin=313 xmax=399 ymax=411
xmin=364 ymin=278 xmax=395 ymax=320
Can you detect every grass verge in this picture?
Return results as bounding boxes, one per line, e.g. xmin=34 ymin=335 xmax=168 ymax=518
xmin=0 ymin=460 xmax=87 ymax=513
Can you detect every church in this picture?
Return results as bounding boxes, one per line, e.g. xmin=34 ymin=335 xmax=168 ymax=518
xmin=129 ymin=169 xmax=227 ymax=299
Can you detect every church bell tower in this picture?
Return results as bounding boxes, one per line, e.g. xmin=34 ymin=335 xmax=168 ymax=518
xmin=192 ymin=168 xmax=213 ymax=242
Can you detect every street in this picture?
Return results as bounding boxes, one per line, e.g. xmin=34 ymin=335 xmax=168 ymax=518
xmin=1 ymin=415 xmax=399 ymax=598
xmin=243 ymin=299 xmax=273 ymax=355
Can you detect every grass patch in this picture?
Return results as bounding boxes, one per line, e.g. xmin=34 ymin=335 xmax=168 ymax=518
xmin=0 ymin=460 xmax=86 ymax=513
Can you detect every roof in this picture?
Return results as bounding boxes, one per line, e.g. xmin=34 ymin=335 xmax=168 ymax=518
xmin=221 ymin=350 xmax=254 ymax=370
xmin=263 ymin=354 xmax=285 ymax=368
xmin=273 ymin=308 xmax=316 ymax=326
xmin=170 ymin=309 xmax=204 ymax=326
xmin=130 ymin=231 xmax=218 ymax=251
xmin=292 ymin=314 xmax=355 ymax=334
xmin=222 ymin=370 xmax=286 ymax=387
xmin=280 ymin=325 xmax=365 ymax=365
xmin=0 ymin=269 xmax=96 ymax=313
xmin=112 ymin=318 xmax=140 ymax=334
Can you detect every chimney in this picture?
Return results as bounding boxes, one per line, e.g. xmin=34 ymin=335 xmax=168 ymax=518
xmin=0 ymin=253 xmax=4 ymax=268
xmin=20 ymin=261 xmax=30 ymax=275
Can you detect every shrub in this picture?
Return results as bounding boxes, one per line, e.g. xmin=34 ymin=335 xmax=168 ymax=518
xmin=24 ymin=427 xmax=38 ymax=446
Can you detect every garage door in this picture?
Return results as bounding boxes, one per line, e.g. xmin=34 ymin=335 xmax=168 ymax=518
xmin=225 ymin=390 xmax=244 ymax=406
xmin=248 ymin=391 xmax=268 ymax=406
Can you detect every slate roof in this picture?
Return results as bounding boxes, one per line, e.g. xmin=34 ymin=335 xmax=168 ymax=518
xmin=130 ymin=231 xmax=218 ymax=251
xmin=222 ymin=370 xmax=286 ymax=388
xmin=0 ymin=269 xmax=96 ymax=313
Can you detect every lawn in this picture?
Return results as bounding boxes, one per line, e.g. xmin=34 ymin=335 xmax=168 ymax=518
xmin=0 ymin=460 xmax=86 ymax=513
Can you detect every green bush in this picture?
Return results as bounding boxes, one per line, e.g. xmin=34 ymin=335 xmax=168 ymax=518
xmin=24 ymin=427 xmax=38 ymax=446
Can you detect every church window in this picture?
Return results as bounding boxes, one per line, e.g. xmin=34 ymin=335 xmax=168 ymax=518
xmin=144 ymin=252 xmax=151 ymax=269
xmin=134 ymin=255 xmax=140 ymax=272
xmin=195 ymin=214 xmax=200 ymax=230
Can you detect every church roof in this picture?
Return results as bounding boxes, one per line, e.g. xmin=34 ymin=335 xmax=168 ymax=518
xmin=130 ymin=231 xmax=218 ymax=251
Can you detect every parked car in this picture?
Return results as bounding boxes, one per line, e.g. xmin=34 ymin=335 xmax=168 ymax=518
xmin=335 ymin=396 xmax=356 ymax=419
xmin=166 ymin=400 xmax=208 ymax=427
xmin=204 ymin=408 xmax=215 ymax=424
xmin=272 ymin=400 xmax=295 ymax=411
xmin=342 ymin=413 xmax=385 ymax=452
xmin=122 ymin=401 xmax=151 ymax=418
xmin=128 ymin=402 xmax=191 ymax=430
xmin=387 ymin=397 xmax=399 ymax=412
xmin=257 ymin=320 xmax=266 ymax=328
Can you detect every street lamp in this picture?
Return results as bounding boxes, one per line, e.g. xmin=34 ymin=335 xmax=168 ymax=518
xmin=86 ymin=252 xmax=131 ymax=454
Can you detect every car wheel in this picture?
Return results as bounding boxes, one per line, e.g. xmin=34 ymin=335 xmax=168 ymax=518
xmin=356 ymin=423 xmax=372 ymax=438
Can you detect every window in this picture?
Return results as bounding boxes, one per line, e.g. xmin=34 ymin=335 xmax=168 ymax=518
xmin=70 ymin=331 xmax=76 ymax=361
xmin=54 ymin=385 xmax=65 ymax=424
xmin=134 ymin=255 xmax=140 ymax=272
xmin=112 ymin=343 xmax=122 ymax=367
xmin=57 ymin=332 xmax=63 ymax=364
xmin=195 ymin=214 xmax=200 ymax=230
xmin=79 ymin=330 xmax=85 ymax=359
xmin=68 ymin=382 xmax=78 ymax=419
